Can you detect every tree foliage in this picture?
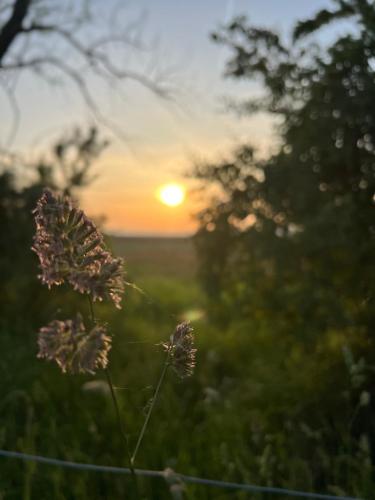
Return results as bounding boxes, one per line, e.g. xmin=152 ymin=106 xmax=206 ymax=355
xmin=193 ymin=3 xmax=375 ymax=494
xmin=197 ymin=1 xmax=375 ymax=328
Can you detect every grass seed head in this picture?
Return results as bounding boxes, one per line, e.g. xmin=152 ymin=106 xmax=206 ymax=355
xmin=38 ymin=314 xmax=111 ymax=374
xmin=164 ymin=322 xmax=196 ymax=378
xmin=32 ymin=189 xmax=125 ymax=308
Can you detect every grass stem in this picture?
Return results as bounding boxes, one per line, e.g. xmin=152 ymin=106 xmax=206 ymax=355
xmin=131 ymin=346 xmax=171 ymax=466
xmin=87 ymin=296 xmax=140 ymax=497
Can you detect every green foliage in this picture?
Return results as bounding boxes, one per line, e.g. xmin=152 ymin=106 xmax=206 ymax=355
xmin=2 ymin=266 xmax=373 ymax=498
xmin=293 ymin=0 xmax=373 ymax=41
xmin=193 ymin=0 xmax=375 ymax=496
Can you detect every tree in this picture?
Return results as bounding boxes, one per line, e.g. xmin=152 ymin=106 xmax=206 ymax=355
xmin=0 ymin=0 xmax=172 ymax=143
xmin=195 ymin=1 xmax=375 ymax=331
xmin=193 ymin=5 xmax=375 ymax=493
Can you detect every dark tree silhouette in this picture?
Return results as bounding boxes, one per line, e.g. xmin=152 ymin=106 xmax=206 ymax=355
xmin=191 ymin=5 xmax=375 ymax=495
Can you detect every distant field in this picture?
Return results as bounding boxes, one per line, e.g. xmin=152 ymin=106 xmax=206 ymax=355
xmin=108 ymin=235 xmax=198 ymax=280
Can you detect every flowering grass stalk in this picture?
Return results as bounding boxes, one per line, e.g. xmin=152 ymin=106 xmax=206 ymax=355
xmin=131 ymin=322 xmax=196 ymax=466
xmin=33 ymin=189 xmax=124 ymax=308
xmin=131 ymin=344 xmax=172 ymax=466
xmin=33 ymin=188 xmax=139 ymax=492
xmin=37 ymin=314 xmax=111 ymax=374
xmin=87 ymin=297 xmax=139 ymax=495
xmin=32 ymin=189 xmax=196 ymax=497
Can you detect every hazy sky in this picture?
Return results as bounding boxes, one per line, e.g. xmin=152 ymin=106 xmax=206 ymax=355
xmin=1 ymin=0 xmax=344 ymax=235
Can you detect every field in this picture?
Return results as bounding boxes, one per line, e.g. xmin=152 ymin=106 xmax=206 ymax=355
xmin=0 ymin=236 xmax=215 ymax=499
xmin=110 ymin=236 xmax=198 ymax=280
xmin=0 ymin=234 xmax=373 ymax=499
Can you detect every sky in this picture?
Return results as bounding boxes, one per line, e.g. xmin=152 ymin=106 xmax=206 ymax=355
xmin=0 ymin=0 xmax=347 ymax=235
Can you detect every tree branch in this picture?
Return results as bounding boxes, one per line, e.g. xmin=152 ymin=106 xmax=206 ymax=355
xmin=13 ymin=22 xmax=172 ymax=98
xmin=0 ymin=1 xmax=177 ymax=142
xmin=0 ymin=0 xmax=32 ymax=64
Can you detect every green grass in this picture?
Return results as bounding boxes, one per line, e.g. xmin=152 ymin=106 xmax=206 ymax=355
xmin=0 ymin=236 xmax=373 ymax=499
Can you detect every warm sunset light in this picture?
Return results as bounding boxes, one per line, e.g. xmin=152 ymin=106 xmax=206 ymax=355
xmin=2 ymin=1 xmax=372 ymax=497
xmin=157 ymin=183 xmax=185 ymax=207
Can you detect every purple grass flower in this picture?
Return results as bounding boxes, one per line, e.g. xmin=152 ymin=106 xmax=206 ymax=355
xmin=32 ymin=189 xmax=125 ymax=308
xmin=38 ymin=315 xmax=111 ymax=374
xmin=164 ymin=322 xmax=196 ymax=378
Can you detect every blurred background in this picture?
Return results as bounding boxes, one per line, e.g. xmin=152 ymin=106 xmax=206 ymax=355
xmin=0 ymin=0 xmax=374 ymax=498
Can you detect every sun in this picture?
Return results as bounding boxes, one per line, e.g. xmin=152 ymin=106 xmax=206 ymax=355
xmin=157 ymin=183 xmax=185 ymax=207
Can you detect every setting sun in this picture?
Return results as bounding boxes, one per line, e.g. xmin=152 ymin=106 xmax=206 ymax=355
xmin=157 ymin=183 xmax=185 ymax=207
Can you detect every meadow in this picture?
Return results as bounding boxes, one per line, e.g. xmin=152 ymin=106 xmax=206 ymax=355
xmin=0 ymin=236 xmax=215 ymax=499
xmin=0 ymin=231 xmax=372 ymax=499
xmin=111 ymin=236 xmax=198 ymax=281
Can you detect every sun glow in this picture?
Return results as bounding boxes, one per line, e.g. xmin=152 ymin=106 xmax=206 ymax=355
xmin=157 ymin=183 xmax=185 ymax=207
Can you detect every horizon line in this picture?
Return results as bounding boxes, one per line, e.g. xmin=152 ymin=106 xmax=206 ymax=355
xmin=106 ymin=230 xmax=195 ymax=239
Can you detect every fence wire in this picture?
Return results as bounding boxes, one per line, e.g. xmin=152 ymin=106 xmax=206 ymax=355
xmin=0 ymin=449 xmax=362 ymax=500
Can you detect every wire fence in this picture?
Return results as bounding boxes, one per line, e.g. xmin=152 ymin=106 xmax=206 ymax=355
xmin=0 ymin=449 xmax=363 ymax=500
